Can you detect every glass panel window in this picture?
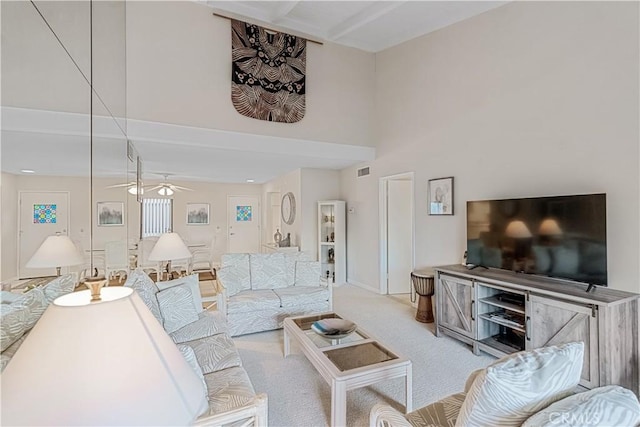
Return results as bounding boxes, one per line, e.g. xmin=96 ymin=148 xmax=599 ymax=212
xmin=142 ymin=198 xmax=173 ymax=237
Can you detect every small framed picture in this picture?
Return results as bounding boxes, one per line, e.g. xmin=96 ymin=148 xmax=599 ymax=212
xmin=97 ymin=201 xmax=124 ymax=226
xmin=428 ymin=177 xmax=454 ymax=215
xmin=186 ymin=203 xmax=210 ymax=225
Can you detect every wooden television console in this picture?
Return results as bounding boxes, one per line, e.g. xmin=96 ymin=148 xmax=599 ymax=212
xmin=434 ymin=264 xmax=639 ymax=396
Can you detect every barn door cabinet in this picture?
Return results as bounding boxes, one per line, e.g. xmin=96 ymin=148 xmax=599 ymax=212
xmin=434 ymin=264 xmax=639 ymax=396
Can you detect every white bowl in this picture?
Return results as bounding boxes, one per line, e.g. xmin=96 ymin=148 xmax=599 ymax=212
xmin=311 ymin=318 xmax=357 ymax=340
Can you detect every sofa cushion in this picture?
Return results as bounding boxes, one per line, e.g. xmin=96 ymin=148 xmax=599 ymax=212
xmin=124 ymin=268 xmax=163 ymax=325
xmin=249 ymin=253 xmax=288 ymax=290
xmin=294 ymin=261 xmax=321 ymax=286
xmin=177 ymin=344 xmax=209 ymax=407
xmin=0 ymin=331 xmax=29 ymax=372
xmin=407 ymin=392 xmax=466 ymax=427
xmin=157 ymin=274 xmax=202 ymax=313
xmin=273 ymin=286 xmax=330 ymax=308
xmin=0 ymin=291 xmax=25 ymax=305
xmin=201 ymin=366 xmax=256 ymax=416
xmin=456 ymin=342 xmax=584 ymax=427
xmin=42 ymin=274 xmax=76 ymax=303
xmin=227 ymin=290 xmax=281 ymax=314
xmin=170 ymin=311 xmax=228 ymax=344
xmin=522 ymin=386 xmax=640 ymax=427
xmin=186 ymin=333 xmax=242 ymax=374
xmin=219 ymin=254 xmax=251 ymax=296
xmin=157 ymin=284 xmax=199 ymax=334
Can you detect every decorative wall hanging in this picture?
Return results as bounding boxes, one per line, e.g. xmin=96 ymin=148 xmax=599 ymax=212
xmin=33 ymin=204 xmax=57 ymax=224
xmin=231 ymin=19 xmax=306 ymax=123
xmin=236 ymin=205 xmax=253 ymax=222
xmin=97 ymin=202 xmax=124 ymax=226
xmin=428 ymin=177 xmax=454 ymax=215
xmin=186 ymin=203 xmax=209 ymax=225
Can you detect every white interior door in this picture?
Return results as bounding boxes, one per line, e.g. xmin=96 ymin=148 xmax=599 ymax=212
xmin=387 ymin=180 xmax=413 ymax=294
xmin=227 ymin=196 xmax=261 ymax=253
xmin=19 ymin=191 xmax=70 ymax=278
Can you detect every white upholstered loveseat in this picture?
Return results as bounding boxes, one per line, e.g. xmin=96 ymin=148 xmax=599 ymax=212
xmin=216 ymin=252 xmax=332 ymax=337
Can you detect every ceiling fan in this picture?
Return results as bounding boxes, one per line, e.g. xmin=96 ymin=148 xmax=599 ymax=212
xmin=147 ymin=174 xmax=194 ymax=196
xmin=105 ymin=181 xmax=143 ymax=195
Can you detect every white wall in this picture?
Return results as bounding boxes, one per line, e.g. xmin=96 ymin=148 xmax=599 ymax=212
xmin=341 ymin=1 xmax=640 ymax=293
xmin=126 ymin=1 xmax=375 ymax=147
xmin=262 ymin=169 xmax=302 ymax=248
xmin=299 ymin=169 xmax=341 ymax=259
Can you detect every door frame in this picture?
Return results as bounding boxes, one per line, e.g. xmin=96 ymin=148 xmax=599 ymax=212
xmin=379 ymin=172 xmax=415 ymax=294
xmin=226 ymin=195 xmax=262 ymax=253
xmin=18 ymin=190 xmax=71 ymax=279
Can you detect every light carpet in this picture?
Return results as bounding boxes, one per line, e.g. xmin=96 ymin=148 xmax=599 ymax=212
xmin=233 ymin=284 xmax=494 ymax=427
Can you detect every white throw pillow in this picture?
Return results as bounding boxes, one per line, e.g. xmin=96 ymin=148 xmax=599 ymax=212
xmin=157 ymin=284 xmax=199 ymax=334
xmin=12 ymin=287 xmax=48 ymax=330
xmin=0 ymin=305 xmax=30 ymax=352
xmin=156 ymin=274 xmax=203 ymax=313
xmin=522 ymin=386 xmax=640 ymax=427
xmin=456 ymin=342 xmax=584 ymax=427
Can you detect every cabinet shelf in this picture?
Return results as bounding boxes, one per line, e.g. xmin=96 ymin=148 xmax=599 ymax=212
xmin=318 ymin=201 xmax=345 ymax=285
xmin=479 ymin=336 xmax=522 ymax=354
xmin=320 ymin=242 xmax=336 ymax=246
xmin=479 ymin=296 xmax=525 ymax=314
xmin=478 ymin=313 xmax=526 ymax=333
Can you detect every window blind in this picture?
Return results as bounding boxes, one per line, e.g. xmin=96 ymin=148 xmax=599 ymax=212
xmin=142 ymin=198 xmax=173 ymax=237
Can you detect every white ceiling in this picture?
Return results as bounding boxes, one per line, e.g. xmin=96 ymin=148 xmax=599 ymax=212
xmin=1 ymin=1 xmax=508 ymax=184
xmin=205 ymin=1 xmax=508 ymax=52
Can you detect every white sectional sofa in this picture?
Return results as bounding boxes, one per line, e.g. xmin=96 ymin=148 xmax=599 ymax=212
xmin=124 ymin=270 xmax=268 ymax=426
xmin=217 ymin=252 xmax=332 ymax=337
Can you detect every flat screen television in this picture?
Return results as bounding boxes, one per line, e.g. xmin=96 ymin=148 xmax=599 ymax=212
xmin=466 ymin=193 xmax=607 ymax=286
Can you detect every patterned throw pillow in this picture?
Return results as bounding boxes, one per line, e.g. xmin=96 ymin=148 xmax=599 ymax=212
xmin=156 ymin=274 xmax=202 ymax=314
xmin=0 ymin=305 xmax=30 ymax=352
xmin=294 ymin=261 xmax=321 ymax=286
xmin=42 ymin=274 xmax=76 ymax=303
xmin=219 ymin=254 xmax=251 ymax=296
xmin=522 ymin=385 xmax=640 ymax=427
xmin=124 ymin=269 xmax=163 ymax=325
xmin=456 ymin=342 xmax=584 ymax=427
xmin=157 ymin=285 xmax=199 ymax=334
xmin=12 ymin=287 xmax=47 ymax=330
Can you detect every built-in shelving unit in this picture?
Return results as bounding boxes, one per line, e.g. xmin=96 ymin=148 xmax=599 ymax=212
xmin=317 ymin=201 xmax=345 ymax=285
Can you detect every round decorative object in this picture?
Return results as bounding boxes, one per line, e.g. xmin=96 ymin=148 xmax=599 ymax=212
xmin=281 ymin=192 xmax=296 ymax=225
xmin=311 ymin=318 xmax=357 ymax=340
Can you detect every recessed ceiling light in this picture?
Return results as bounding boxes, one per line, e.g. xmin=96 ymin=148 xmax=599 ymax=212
xmin=21 ymin=169 xmax=35 ymax=174
xmin=246 ymin=179 xmax=255 ymax=183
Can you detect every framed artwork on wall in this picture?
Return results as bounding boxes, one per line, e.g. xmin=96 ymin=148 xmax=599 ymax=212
xmin=187 ymin=203 xmax=210 ymax=225
xmin=428 ymin=177 xmax=454 ymax=215
xmin=97 ymin=201 xmax=124 ymax=226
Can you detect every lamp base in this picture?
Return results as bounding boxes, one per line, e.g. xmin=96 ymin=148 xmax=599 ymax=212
xmin=83 ymin=277 xmax=107 ymax=302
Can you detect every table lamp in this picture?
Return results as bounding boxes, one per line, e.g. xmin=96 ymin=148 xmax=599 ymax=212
xmin=148 ymin=232 xmax=192 ymax=281
xmin=25 ymin=233 xmax=84 ymax=276
xmin=0 ymin=287 xmax=207 ymax=425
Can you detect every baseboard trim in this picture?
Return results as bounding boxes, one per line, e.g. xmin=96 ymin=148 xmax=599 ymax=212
xmin=347 ymin=280 xmax=379 ymax=294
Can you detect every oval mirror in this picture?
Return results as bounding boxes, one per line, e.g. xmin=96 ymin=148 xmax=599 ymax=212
xmin=281 ymin=192 xmax=296 ymax=225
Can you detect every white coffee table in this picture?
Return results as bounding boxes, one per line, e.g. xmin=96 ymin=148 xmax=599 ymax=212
xmin=283 ymin=313 xmax=412 ymax=427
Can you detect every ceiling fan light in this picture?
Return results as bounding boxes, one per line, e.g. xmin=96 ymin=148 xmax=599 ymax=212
xmin=128 ymin=186 xmax=143 ymax=195
xmin=158 ymin=187 xmax=174 ymax=196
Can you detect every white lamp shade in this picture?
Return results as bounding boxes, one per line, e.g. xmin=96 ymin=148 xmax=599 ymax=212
xmin=0 ymin=287 xmax=207 ymax=425
xmin=148 ymin=232 xmax=192 ymax=261
xmin=505 ymin=220 xmax=532 ymax=238
xmin=25 ymin=234 xmax=83 ymax=268
xmin=539 ymin=218 xmax=563 ymax=236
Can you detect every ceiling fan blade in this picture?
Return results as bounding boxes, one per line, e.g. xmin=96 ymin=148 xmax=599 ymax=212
xmin=106 ymin=182 xmax=136 ymax=188
xmin=171 ymin=185 xmax=194 ymax=191
xmin=147 ymin=185 xmax=163 ymax=191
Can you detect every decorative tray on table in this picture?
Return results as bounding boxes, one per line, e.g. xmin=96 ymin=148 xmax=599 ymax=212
xmin=311 ymin=318 xmax=357 ymax=340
